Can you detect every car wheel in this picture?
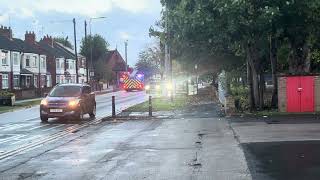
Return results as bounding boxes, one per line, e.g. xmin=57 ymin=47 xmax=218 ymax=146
xmin=89 ymin=104 xmax=96 ymax=118
xmin=40 ymin=115 xmax=48 ymax=123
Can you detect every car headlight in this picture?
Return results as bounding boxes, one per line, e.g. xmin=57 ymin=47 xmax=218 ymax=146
xmin=40 ymin=99 xmax=48 ymax=106
xmin=68 ymin=100 xmax=80 ymax=107
xmin=145 ymin=85 xmax=150 ymax=90
xmin=156 ymin=85 xmax=160 ymax=90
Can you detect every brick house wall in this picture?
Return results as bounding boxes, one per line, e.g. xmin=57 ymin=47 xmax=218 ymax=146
xmin=278 ymin=76 xmax=287 ymax=112
xmin=278 ymin=75 xmax=320 ymax=113
xmin=315 ymin=76 xmax=320 ymax=112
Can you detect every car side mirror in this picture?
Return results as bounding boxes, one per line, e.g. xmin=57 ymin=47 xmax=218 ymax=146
xmin=44 ymin=93 xmax=48 ymax=97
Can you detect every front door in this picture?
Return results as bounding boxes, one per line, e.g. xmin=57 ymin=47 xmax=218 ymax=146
xmin=286 ymin=76 xmax=314 ymax=113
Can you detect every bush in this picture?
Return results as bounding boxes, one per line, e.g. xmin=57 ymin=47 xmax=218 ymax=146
xmin=0 ymin=91 xmax=15 ymax=98
xmin=230 ymin=86 xmax=250 ymax=112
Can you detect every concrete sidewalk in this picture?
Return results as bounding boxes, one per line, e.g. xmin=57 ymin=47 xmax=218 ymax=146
xmin=230 ymin=114 xmax=320 ymax=143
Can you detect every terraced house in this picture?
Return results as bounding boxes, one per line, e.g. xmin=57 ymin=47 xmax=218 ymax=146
xmin=0 ymin=26 xmax=48 ymax=91
xmin=0 ymin=26 xmax=87 ymax=99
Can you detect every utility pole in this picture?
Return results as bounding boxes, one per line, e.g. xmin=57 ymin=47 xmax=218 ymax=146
xmin=84 ymin=20 xmax=89 ymax=83
xmin=73 ymin=18 xmax=79 ymax=83
xmin=125 ymin=40 xmax=128 ymax=72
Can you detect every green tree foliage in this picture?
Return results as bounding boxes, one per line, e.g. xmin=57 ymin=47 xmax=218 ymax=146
xmin=80 ymin=34 xmax=110 ymax=64
xmin=94 ymin=59 xmax=115 ymax=82
xmin=135 ymin=44 xmax=161 ymax=80
xmin=54 ymin=37 xmax=73 ymax=49
xmin=153 ymin=0 xmax=320 ymax=110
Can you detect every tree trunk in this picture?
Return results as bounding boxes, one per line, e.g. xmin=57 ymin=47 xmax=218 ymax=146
xmin=251 ymin=66 xmax=261 ymax=110
xmin=259 ymin=73 xmax=265 ymax=109
xmin=270 ymin=35 xmax=278 ymax=108
xmin=303 ymin=43 xmax=311 ymax=73
xmin=247 ymin=44 xmax=262 ymax=110
xmin=247 ymin=61 xmax=255 ymax=110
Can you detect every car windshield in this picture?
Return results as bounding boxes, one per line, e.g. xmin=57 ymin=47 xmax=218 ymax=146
xmin=49 ymin=86 xmax=81 ymax=97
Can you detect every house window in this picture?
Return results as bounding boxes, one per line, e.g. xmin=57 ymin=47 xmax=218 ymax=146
xmin=13 ymin=75 xmax=19 ymax=88
xmin=2 ymin=74 xmax=8 ymax=89
xmin=1 ymin=52 xmax=8 ymax=66
xmin=56 ymin=59 xmax=60 ymax=69
xmin=61 ymin=60 xmax=64 ymax=69
xmin=56 ymin=75 xmax=59 ymax=84
xmin=41 ymin=57 xmax=46 ymax=69
xmin=34 ymin=75 xmax=38 ymax=88
xmin=66 ymin=60 xmax=70 ymax=70
xmin=26 ymin=76 xmax=31 ymax=88
xmin=61 ymin=75 xmax=64 ymax=84
xmin=26 ymin=55 xmax=30 ymax=67
xmin=13 ymin=53 xmax=19 ymax=65
xmin=72 ymin=60 xmax=75 ymax=69
xmin=47 ymin=75 xmax=52 ymax=87
xmin=33 ymin=56 xmax=37 ymax=67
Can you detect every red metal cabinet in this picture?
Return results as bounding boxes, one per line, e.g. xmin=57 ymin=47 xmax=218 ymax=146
xmin=286 ymin=76 xmax=314 ymax=113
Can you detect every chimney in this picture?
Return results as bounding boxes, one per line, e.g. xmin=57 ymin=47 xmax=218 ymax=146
xmin=41 ymin=35 xmax=54 ymax=47
xmin=0 ymin=26 xmax=13 ymax=39
xmin=25 ymin=31 xmax=36 ymax=44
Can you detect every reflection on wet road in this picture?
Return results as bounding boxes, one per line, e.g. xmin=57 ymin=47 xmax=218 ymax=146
xmin=0 ymin=91 xmax=147 ymax=155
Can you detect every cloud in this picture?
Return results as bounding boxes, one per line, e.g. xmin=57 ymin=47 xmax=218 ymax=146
xmin=0 ymin=13 xmax=9 ymax=23
xmin=0 ymin=0 xmax=157 ymax=17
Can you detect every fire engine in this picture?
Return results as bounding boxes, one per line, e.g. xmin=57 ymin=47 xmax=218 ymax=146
xmin=119 ymin=70 xmax=145 ymax=91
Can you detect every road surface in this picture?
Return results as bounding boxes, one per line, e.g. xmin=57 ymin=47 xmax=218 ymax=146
xmin=0 ymin=102 xmax=250 ymax=180
xmin=0 ymin=91 xmax=147 ymax=158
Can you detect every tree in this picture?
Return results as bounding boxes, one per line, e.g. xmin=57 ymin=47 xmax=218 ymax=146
xmin=80 ymin=34 xmax=110 ymax=65
xmin=153 ymin=0 xmax=320 ymax=110
xmin=94 ymin=58 xmax=115 ymax=83
xmin=54 ymin=37 xmax=73 ymax=49
xmin=135 ymin=44 xmax=161 ymax=80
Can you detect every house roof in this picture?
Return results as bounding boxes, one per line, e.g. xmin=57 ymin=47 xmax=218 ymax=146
xmin=38 ymin=41 xmax=66 ymax=58
xmin=54 ymin=42 xmax=76 ymax=59
xmin=0 ymin=35 xmax=21 ymax=52
xmin=100 ymin=50 xmax=117 ymax=63
xmin=38 ymin=40 xmax=75 ymax=59
xmin=20 ymin=68 xmax=33 ymax=75
xmin=12 ymin=38 xmax=41 ymax=54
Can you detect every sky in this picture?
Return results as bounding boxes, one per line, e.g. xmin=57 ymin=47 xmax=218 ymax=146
xmin=0 ymin=0 xmax=162 ymax=66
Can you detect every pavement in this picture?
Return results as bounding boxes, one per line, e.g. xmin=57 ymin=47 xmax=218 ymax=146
xmin=0 ymin=99 xmax=251 ymax=179
xmin=229 ymin=114 xmax=320 ymax=180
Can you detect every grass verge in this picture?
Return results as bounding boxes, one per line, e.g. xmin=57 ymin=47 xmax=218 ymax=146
xmin=0 ymin=100 xmax=41 ymax=114
xmin=125 ymin=96 xmax=189 ymax=112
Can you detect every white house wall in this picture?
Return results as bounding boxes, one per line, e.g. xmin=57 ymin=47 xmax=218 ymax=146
xmin=22 ymin=53 xmax=40 ymax=73
xmin=0 ymin=49 xmax=11 ymax=72
xmin=66 ymin=59 xmax=76 ymax=75
xmin=11 ymin=51 xmax=21 ymax=74
xmin=39 ymin=55 xmax=47 ymax=74
xmin=56 ymin=58 xmax=65 ymax=75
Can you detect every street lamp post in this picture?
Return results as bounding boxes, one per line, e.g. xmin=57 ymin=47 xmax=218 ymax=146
xmin=73 ymin=18 xmax=79 ymax=83
xmin=125 ymin=40 xmax=128 ymax=72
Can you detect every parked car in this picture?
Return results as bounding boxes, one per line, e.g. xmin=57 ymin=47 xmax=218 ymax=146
xmin=40 ymin=84 xmax=96 ymax=122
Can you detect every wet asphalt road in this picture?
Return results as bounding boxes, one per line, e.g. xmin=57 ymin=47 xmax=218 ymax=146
xmin=0 ymin=91 xmax=147 ymax=156
xmin=0 ymin=103 xmax=251 ymax=180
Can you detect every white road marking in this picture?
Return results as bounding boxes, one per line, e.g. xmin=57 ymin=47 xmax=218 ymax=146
xmin=0 ymin=134 xmax=26 ymax=144
xmin=40 ymin=124 xmax=65 ymax=132
xmin=26 ymin=124 xmax=50 ymax=131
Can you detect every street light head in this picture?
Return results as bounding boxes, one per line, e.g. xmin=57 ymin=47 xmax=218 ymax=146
xmin=91 ymin=17 xmax=107 ymax=20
